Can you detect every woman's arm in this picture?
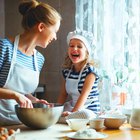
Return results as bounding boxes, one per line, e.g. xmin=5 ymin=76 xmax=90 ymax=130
xmin=72 ymin=73 xmax=96 ymax=112
xmin=0 ymin=87 xmax=33 ymax=108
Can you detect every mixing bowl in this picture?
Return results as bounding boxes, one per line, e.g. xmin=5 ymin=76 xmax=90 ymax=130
xmin=15 ymin=103 xmax=64 ymax=129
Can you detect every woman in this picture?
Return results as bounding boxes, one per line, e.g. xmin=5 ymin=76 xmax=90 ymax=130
xmin=57 ymin=30 xmax=100 ymax=123
xmin=0 ymin=0 xmax=61 ymax=125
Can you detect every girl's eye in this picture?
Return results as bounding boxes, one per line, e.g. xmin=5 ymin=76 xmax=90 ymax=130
xmin=69 ymin=45 xmax=82 ymax=48
xmin=77 ymin=45 xmax=82 ymax=48
xmin=69 ymin=45 xmax=74 ymax=48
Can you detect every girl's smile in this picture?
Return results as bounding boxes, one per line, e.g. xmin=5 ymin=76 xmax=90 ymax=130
xmin=68 ymin=39 xmax=87 ymax=64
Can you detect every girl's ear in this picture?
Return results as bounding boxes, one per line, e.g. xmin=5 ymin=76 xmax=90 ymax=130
xmin=38 ymin=23 xmax=46 ymax=32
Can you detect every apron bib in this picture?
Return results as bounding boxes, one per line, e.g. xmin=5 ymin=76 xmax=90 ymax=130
xmin=0 ymin=35 xmax=39 ymax=125
xmin=64 ymin=65 xmax=92 ymax=111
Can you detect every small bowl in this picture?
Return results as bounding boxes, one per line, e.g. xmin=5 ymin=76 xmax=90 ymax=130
xmin=100 ymin=115 xmax=126 ymax=129
xmin=66 ymin=118 xmax=89 ymax=131
xmin=15 ymin=103 xmax=64 ymax=129
xmin=89 ymin=118 xmax=105 ymax=130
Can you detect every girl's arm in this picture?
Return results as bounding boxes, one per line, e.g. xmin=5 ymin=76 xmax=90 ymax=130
xmin=57 ymin=78 xmax=71 ymax=117
xmin=57 ymin=78 xmax=67 ymax=104
xmin=72 ymin=73 xmax=96 ymax=112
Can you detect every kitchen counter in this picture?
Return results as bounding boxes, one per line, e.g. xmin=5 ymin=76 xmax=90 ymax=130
xmin=6 ymin=123 xmax=71 ymax=140
xmin=5 ymin=123 xmax=140 ymax=140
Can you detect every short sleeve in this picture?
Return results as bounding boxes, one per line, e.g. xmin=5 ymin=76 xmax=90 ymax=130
xmin=0 ymin=39 xmax=12 ymax=71
xmin=36 ymin=50 xmax=45 ymax=72
xmin=62 ymin=69 xmax=69 ymax=79
xmin=86 ymin=65 xmax=100 ymax=81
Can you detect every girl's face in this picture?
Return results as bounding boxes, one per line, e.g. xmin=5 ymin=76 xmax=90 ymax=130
xmin=37 ymin=21 xmax=60 ymax=48
xmin=68 ymin=39 xmax=88 ymax=64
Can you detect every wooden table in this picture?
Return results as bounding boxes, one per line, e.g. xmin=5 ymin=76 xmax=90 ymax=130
xmin=5 ymin=123 xmax=140 ymax=140
xmin=99 ymin=124 xmax=140 ymax=140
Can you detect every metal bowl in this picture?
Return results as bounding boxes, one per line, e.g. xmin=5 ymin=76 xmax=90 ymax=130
xmin=15 ymin=103 xmax=64 ymax=129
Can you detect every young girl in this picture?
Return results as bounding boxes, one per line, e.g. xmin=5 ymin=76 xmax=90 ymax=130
xmin=57 ymin=30 xmax=100 ymax=122
xmin=0 ymin=0 xmax=61 ymax=125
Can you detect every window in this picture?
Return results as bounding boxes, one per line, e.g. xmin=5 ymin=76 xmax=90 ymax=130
xmin=76 ymin=0 xmax=140 ymax=110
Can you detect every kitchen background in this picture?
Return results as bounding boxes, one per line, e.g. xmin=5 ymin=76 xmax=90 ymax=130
xmin=0 ymin=0 xmax=75 ymax=102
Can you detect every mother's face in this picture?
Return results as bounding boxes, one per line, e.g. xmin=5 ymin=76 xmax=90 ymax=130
xmin=37 ymin=21 xmax=60 ymax=48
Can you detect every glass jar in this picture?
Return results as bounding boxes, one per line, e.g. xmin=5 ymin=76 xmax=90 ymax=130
xmin=129 ymin=84 xmax=140 ymax=129
xmin=130 ymin=108 xmax=140 ymax=129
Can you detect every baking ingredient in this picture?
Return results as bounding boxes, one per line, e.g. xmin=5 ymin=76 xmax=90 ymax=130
xmin=0 ymin=127 xmax=19 ymax=140
xmin=8 ymin=129 xmax=15 ymax=135
xmin=74 ymin=128 xmax=102 ymax=138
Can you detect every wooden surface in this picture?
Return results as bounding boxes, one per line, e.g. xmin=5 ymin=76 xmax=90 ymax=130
xmin=99 ymin=124 xmax=140 ymax=140
xmin=4 ymin=123 xmax=140 ymax=140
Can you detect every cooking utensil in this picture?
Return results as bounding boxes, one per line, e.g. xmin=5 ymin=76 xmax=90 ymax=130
xmin=15 ymin=103 xmax=64 ymax=129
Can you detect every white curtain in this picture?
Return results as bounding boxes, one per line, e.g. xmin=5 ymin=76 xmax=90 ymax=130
xmin=76 ymin=0 xmax=140 ymax=110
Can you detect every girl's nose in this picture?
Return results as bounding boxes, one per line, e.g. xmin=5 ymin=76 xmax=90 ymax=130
xmin=73 ymin=46 xmax=78 ymax=50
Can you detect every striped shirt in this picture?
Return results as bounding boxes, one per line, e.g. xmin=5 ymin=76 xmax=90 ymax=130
xmin=62 ymin=64 xmax=100 ymax=114
xmin=0 ymin=38 xmax=45 ymax=87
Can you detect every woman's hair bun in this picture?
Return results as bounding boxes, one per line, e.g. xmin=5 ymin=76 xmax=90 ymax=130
xmin=19 ymin=0 xmax=39 ymax=15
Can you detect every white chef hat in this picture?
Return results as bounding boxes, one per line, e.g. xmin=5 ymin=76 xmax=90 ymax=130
xmin=67 ymin=29 xmax=95 ymax=56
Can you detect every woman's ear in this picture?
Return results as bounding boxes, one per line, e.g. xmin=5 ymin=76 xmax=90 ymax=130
xmin=38 ymin=23 xmax=46 ymax=32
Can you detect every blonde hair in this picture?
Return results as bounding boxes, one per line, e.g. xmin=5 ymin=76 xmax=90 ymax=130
xmin=19 ymin=0 xmax=62 ymax=30
xmin=62 ymin=52 xmax=96 ymax=69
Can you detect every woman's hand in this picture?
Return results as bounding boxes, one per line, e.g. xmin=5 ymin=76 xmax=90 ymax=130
xmin=36 ymin=99 xmax=49 ymax=105
xmin=15 ymin=93 xmax=33 ymax=108
xmin=0 ymin=88 xmax=33 ymax=108
xmin=26 ymin=93 xmax=51 ymax=107
xmin=25 ymin=94 xmax=49 ymax=105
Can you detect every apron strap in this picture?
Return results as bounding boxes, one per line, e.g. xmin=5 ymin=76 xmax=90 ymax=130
xmin=13 ymin=35 xmax=39 ymax=72
xmin=67 ymin=64 xmax=86 ymax=80
xmin=12 ymin=35 xmax=20 ymax=63
xmin=33 ymin=49 xmax=39 ymax=72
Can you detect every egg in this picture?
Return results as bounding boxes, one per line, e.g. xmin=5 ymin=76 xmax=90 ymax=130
xmin=8 ymin=129 xmax=15 ymax=135
xmin=0 ymin=136 xmax=6 ymax=140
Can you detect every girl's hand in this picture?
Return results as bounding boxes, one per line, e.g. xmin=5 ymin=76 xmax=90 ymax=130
xmin=62 ymin=111 xmax=72 ymax=117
